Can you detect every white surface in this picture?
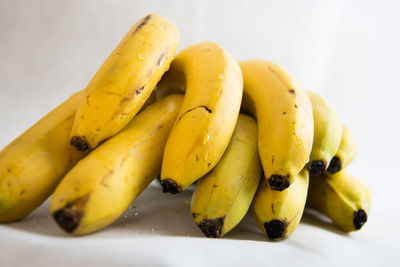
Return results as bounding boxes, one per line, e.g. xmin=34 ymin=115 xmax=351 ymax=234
xmin=1 ymin=0 xmax=400 ymax=266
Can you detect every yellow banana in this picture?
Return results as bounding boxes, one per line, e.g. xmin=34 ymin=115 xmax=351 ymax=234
xmin=240 ymin=60 xmax=313 ymax=191
xmin=191 ymin=114 xmax=261 ymax=238
xmin=307 ymin=171 xmax=371 ymax=232
xmin=327 ymin=124 xmax=357 ymax=174
xmin=252 ymin=169 xmax=309 ymax=240
xmin=50 ymin=94 xmax=183 ymax=235
xmin=159 ymin=42 xmax=243 ymax=194
xmin=70 ymin=14 xmax=179 ymax=151
xmin=0 ymin=91 xmax=86 ymax=222
xmin=307 ymin=90 xmax=343 ymax=176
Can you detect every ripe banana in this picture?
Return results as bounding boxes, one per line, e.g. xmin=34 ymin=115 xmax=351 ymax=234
xmin=0 ymin=91 xmax=86 ymax=223
xmin=240 ymin=60 xmax=313 ymax=191
xmin=307 ymin=90 xmax=343 ymax=176
xmin=191 ymin=114 xmax=262 ymax=238
xmin=252 ymin=169 xmax=309 ymax=240
xmin=307 ymin=171 xmax=370 ymax=232
xmin=158 ymin=42 xmax=243 ymax=194
xmin=70 ymin=14 xmax=179 ymax=151
xmin=327 ymin=124 xmax=357 ymax=174
xmin=50 ymin=94 xmax=183 ymax=235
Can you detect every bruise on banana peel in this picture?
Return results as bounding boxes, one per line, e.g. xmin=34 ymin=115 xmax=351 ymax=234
xmin=191 ymin=115 xmax=261 ymax=238
xmin=253 ymin=169 xmax=309 ymax=240
xmin=50 ymin=95 xmax=183 ymax=235
xmin=70 ymin=14 xmax=179 ymax=152
xmin=240 ymin=60 xmax=314 ymax=192
xmin=0 ymin=91 xmax=87 ymax=223
xmin=158 ymin=42 xmax=243 ymax=194
xmin=306 ymin=171 xmax=371 ymax=232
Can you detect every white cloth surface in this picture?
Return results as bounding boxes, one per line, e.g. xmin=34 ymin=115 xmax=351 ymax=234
xmin=1 ymin=0 xmax=400 ymax=266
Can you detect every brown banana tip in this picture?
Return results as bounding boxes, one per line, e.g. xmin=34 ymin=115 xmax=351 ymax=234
xmin=70 ymin=136 xmax=91 ymax=151
xmin=353 ymin=209 xmax=368 ymax=230
xmin=160 ymin=178 xmax=182 ymax=194
xmin=308 ymin=160 xmax=326 ymax=176
xmin=264 ymin=219 xmax=286 ymax=240
xmin=327 ymin=156 xmax=342 ymax=174
xmin=198 ymin=217 xmax=225 ymax=238
xmin=52 ymin=207 xmax=81 ymax=233
xmin=268 ymin=175 xmax=290 ymax=191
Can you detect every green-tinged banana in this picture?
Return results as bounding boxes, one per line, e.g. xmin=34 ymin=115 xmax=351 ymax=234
xmin=240 ymin=60 xmax=313 ymax=191
xmin=50 ymin=94 xmax=183 ymax=235
xmin=0 ymin=91 xmax=86 ymax=222
xmin=327 ymin=124 xmax=357 ymax=174
xmin=191 ymin=114 xmax=262 ymax=238
xmin=70 ymin=14 xmax=179 ymax=151
xmin=158 ymin=42 xmax=243 ymax=194
xmin=307 ymin=171 xmax=371 ymax=232
xmin=306 ymin=90 xmax=343 ymax=176
xmin=253 ymin=169 xmax=309 ymax=240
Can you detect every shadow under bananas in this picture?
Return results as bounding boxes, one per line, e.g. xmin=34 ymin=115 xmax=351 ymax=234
xmin=300 ymin=209 xmax=349 ymax=236
xmin=1 ymin=183 xmax=265 ymax=241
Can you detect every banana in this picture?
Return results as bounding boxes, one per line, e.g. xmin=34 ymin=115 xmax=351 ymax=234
xmin=50 ymin=94 xmax=183 ymax=235
xmin=252 ymin=169 xmax=309 ymax=240
xmin=327 ymin=124 xmax=357 ymax=174
xmin=191 ymin=114 xmax=262 ymax=238
xmin=307 ymin=90 xmax=343 ymax=176
xmin=0 ymin=91 xmax=86 ymax=222
xmin=158 ymin=42 xmax=243 ymax=194
xmin=70 ymin=14 xmax=179 ymax=151
xmin=240 ymin=60 xmax=313 ymax=191
xmin=307 ymin=171 xmax=370 ymax=232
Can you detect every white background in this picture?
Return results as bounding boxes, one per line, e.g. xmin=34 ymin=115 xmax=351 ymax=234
xmin=1 ymin=0 xmax=400 ymax=266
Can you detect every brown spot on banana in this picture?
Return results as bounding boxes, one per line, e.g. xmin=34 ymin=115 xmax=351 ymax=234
xmin=133 ymin=15 xmax=151 ymax=33
xmin=135 ymin=87 xmax=145 ymax=95
xmin=178 ymin=105 xmax=212 ymax=121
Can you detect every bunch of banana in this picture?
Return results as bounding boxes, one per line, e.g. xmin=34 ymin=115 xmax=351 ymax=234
xmin=0 ymin=13 xmax=371 ymax=240
xmin=191 ymin=114 xmax=261 ymax=238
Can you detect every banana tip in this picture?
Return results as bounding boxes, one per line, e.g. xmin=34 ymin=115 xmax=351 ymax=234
xmin=353 ymin=209 xmax=367 ymax=230
xmin=198 ymin=217 xmax=225 ymax=238
xmin=52 ymin=207 xmax=81 ymax=233
xmin=268 ymin=175 xmax=290 ymax=191
xmin=160 ymin=178 xmax=182 ymax=194
xmin=264 ymin=219 xmax=286 ymax=240
xmin=327 ymin=157 xmax=342 ymax=174
xmin=70 ymin=136 xmax=91 ymax=151
xmin=308 ymin=160 xmax=326 ymax=176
